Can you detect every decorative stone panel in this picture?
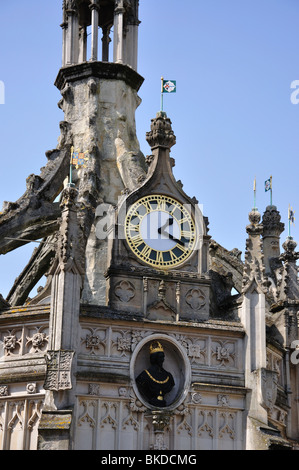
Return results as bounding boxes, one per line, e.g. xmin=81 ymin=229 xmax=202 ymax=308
xmin=74 ymin=387 xmax=244 ymax=450
xmin=0 ymin=323 xmax=49 ymax=359
xmin=0 ymin=397 xmax=43 ymax=450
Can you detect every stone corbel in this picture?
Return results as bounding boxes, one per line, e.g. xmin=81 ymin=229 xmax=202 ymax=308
xmin=147 ymin=410 xmax=173 ymax=451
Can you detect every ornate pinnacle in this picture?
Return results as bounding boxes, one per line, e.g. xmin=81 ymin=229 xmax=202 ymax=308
xmin=281 ymin=237 xmax=299 ymax=260
xmin=146 ymin=112 xmax=176 ymax=150
xmin=262 ymin=205 xmax=284 ymax=237
xmin=246 ymin=208 xmax=263 ymax=236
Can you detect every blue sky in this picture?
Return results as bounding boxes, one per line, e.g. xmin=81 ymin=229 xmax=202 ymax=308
xmin=0 ymin=0 xmax=298 ymax=299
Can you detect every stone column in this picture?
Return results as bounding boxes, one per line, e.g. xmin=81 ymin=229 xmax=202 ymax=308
xmin=78 ymin=26 xmax=87 ymax=63
xmin=65 ymin=3 xmax=79 ymax=65
xmin=280 ymin=237 xmax=299 ymax=440
xmin=38 ymin=186 xmax=85 ymax=450
xmin=102 ymin=26 xmax=111 ymax=62
xmin=114 ymin=0 xmax=125 ymax=64
xmin=61 ymin=18 xmax=68 ymax=67
xmin=90 ymin=1 xmax=100 ymax=61
xmin=61 ymin=2 xmax=68 ymax=66
xmin=125 ymin=22 xmax=139 ymax=70
xmin=240 ymin=209 xmax=283 ymax=449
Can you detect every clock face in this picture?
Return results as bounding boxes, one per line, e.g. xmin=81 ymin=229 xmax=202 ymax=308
xmin=125 ymin=194 xmax=196 ymax=268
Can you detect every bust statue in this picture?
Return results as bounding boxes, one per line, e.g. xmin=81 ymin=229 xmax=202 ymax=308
xmin=136 ymin=341 xmax=175 ymax=407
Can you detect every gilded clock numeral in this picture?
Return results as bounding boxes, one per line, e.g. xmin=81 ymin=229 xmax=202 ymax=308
xmin=156 ymin=198 xmax=166 ymax=212
xmin=128 ymin=222 xmax=140 ymax=233
xmin=169 ymin=250 xmax=178 ymax=262
xmin=181 ymin=230 xmax=192 ymax=239
xmin=143 ymin=201 xmax=152 ymax=214
xmin=139 ymin=244 xmax=152 ymax=259
xmin=131 ymin=233 xmax=143 ymax=246
xmin=156 ymin=251 xmax=164 ymax=264
xmin=179 ymin=216 xmax=189 ymax=225
xmin=175 ymin=244 xmax=188 ymax=254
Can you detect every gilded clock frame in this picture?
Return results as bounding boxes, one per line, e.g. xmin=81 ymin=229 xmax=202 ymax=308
xmin=125 ymin=194 xmax=197 ymax=269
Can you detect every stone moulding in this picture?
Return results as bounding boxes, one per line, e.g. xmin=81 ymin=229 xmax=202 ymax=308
xmin=55 ymin=61 xmax=144 ymax=92
xmin=38 ymin=410 xmax=72 ymax=431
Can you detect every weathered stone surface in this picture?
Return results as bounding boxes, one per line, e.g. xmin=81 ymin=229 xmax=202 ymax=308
xmin=0 ymin=145 xmax=72 ymax=256
xmin=37 ymin=411 xmax=72 ymax=451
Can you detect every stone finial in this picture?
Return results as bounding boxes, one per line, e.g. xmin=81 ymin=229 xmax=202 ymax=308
xmin=248 ymin=208 xmax=261 ymax=228
xmin=262 ymin=205 xmax=284 ymax=237
xmin=146 ymin=112 xmax=176 ymax=150
xmin=280 ymin=237 xmax=299 ymax=303
xmin=282 ymin=237 xmax=298 ymax=256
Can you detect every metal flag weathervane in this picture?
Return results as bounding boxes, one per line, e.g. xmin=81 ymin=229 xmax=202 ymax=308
xmin=161 ymin=77 xmax=176 ymax=112
xmin=264 ymin=175 xmax=273 ymax=205
xmin=288 ymin=205 xmax=295 ymax=238
xmin=253 ymin=176 xmax=257 ymax=209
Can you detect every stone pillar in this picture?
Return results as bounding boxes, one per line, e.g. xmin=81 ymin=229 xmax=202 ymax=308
xmin=125 ymin=22 xmax=139 ymax=70
xmin=78 ymin=26 xmax=87 ymax=63
xmin=114 ymin=0 xmax=125 ymax=64
xmin=65 ymin=3 xmax=79 ymax=65
xmin=61 ymin=5 xmax=68 ymax=68
xmin=90 ymin=1 xmax=100 ymax=62
xmin=38 ymin=186 xmax=85 ymax=450
xmin=280 ymin=237 xmax=299 ymax=441
xmin=102 ymin=26 xmax=111 ymax=62
xmin=240 ymin=209 xmax=273 ymax=449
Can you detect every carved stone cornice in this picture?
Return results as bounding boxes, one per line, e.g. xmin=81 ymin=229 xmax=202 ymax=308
xmin=55 ymin=60 xmax=144 ymax=93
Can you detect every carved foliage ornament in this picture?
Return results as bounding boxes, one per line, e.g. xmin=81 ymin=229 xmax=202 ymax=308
xmin=3 ymin=334 xmax=21 ymax=356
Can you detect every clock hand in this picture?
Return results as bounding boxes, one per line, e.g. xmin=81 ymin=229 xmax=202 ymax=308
xmin=158 ymin=218 xmax=185 ymax=246
xmin=158 ymin=217 xmax=173 ymax=235
xmin=167 ymin=233 xmax=185 ymax=247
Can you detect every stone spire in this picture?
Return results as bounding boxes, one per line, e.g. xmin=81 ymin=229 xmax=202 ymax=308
xmin=144 ymin=111 xmax=177 ymax=191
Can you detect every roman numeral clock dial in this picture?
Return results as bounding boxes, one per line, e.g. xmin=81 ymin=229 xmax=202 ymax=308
xmin=125 ymin=195 xmax=196 ymax=268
